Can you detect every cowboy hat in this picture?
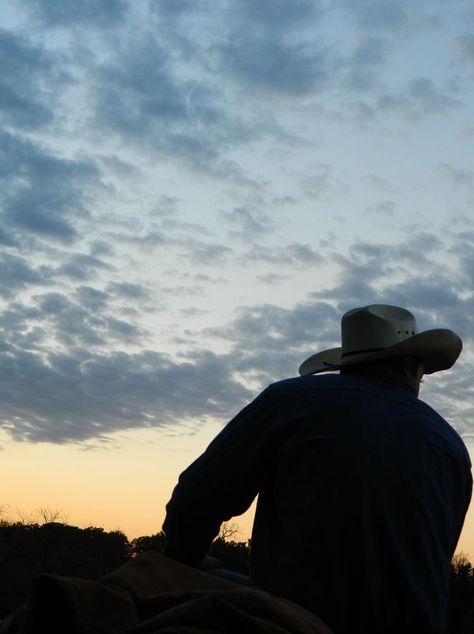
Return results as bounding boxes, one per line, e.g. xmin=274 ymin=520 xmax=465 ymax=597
xmin=298 ymin=304 xmax=462 ymax=376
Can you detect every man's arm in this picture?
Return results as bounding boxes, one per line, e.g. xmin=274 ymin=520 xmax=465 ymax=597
xmin=163 ymin=383 xmax=281 ymax=566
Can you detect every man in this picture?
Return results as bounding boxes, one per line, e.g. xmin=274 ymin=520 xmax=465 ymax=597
xmin=163 ymin=305 xmax=472 ymax=634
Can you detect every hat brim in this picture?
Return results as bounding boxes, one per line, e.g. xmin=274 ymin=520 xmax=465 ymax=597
xmin=298 ymin=329 xmax=462 ymax=376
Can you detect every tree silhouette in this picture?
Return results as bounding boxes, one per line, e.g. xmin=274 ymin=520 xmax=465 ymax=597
xmin=448 ymin=552 xmax=474 ymax=633
xmin=129 ymin=531 xmax=167 ymax=557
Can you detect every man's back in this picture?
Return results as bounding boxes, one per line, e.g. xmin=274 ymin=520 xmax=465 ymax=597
xmin=164 ymin=371 xmax=471 ymax=633
xmin=250 ymin=373 xmax=471 ymax=633
xmin=164 ymin=304 xmax=471 ymax=633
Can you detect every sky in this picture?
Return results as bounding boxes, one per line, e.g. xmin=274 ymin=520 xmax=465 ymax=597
xmin=1 ymin=0 xmax=474 ymax=556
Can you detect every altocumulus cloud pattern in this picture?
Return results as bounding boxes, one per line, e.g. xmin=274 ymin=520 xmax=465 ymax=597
xmin=0 ymin=0 xmax=473 ymax=443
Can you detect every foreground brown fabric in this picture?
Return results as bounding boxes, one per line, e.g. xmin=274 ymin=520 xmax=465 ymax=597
xmin=1 ymin=551 xmax=333 ymax=633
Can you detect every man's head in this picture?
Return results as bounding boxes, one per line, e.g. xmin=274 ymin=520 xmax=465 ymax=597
xmin=402 ymin=356 xmax=425 ymax=395
xmin=299 ymin=304 xmax=461 ymax=379
xmin=341 ymin=355 xmax=425 ymax=395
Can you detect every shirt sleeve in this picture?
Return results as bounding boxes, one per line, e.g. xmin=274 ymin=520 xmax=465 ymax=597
xmin=162 ymin=383 xmax=281 ymax=565
xmin=456 ymin=456 xmax=473 ymax=553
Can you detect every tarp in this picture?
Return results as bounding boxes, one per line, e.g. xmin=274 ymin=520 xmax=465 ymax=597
xmin=1 ymin=551 xmax=333 ymax=633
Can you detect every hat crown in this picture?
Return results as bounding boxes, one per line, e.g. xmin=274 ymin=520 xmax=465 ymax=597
xmin=341 ymin=305 xmax=418 ymax=358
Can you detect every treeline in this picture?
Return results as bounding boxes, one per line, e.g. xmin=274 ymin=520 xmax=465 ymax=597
xmin=0 ymin=519 xmax=250 ymax=619
xmin=0 ymin=519 xmax=472 ymax=633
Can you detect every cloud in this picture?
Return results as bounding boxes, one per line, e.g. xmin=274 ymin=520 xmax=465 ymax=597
xmin=302 ymin=164 xmax=348 ymax=201
xmin=222 ymin=206 xmax=275 ymax=241
xmin=246 ymin=243 xmax=324 ymax=268
xmin=149 ymin=0 xmax=196 ymax=18
xmin=366 ymin=200 xmax=396 ymax=216
xmin=218 ymin=37 xmax=329 ymax=96
xmin=218 ymin=234 xmax=466 ymax=355
xmin=0 ymin=281 xmax=147 ymax=357
xmin=178 ymin=240 xmax=233 ymax=266
xmin=74 ymin=286 xmax=109 ymax=310
xmin=0 ymin=131 xmax=101 ymax=243
xmin=215 ymin=1 xmax=331 ymax=96
xmin=233 ymin=0 xmax=322 ymax=26
xmin=387 ymin=278 xmax=463 ymax=323
xmin=89 ymin=31 xmax=249 ymax=170
xmin=314 ymin=253 xmax=382 ymax=307
xmin=0 ymin=229 xmax=473 ymax=444
xmin=114 ymin=228 xmax=169 ymax=251
xmin=257 ymin=273 xmax=289 ymax=286
xmin=456 ymin=236 xmax=474 ymax=290
xmin=366 ymin=175 xmax=394 ymax=193
xmin=33 ymin=291 xmax=143 ymax=348
xmin=205 ymin=231 xmax=474 ymax=436
xmin=98 ymin=154 xmax=143 ymax=181
xmin=149 ymin=1 xmax=333 ymax=98
xmin=0 ymin=224 xmax=20 ymax=247
xmin=16 ymin=0 xmax=129 ymax=28
xmin=205 ymin=299 xmax=341 ymax=386
xmin=0 ymin=347 xmax=253 ymax=443
xmin=438 ymin=163 xmax=474 ymax=191
xmin=343 ymin=0 xmax=412 ymax=34
xmin=106 ymin=216 xmax=226 ymax=263
xmin=407 ymin=78 xmax=460 ymax=114
xmin=310 ymin=233 xmax=474 ymax=347
xmin=348 ymin=77 xmax=460 ymax=124
xmin=0 ymin=28 xmax=60 ymax=129
xmin=88 ymin=239 xmax=116 ymax=258
xmin=0 ymin=2 xmax=472 ymax=448
xmin=107 ymin=282 xmax=149 ymax=301
xmin=150 ymin=195 xmax=181 ymax=218
xmin=344 ymin=36 xmax=389 ymax=92
xmin=0 ymin=253 xmax=51 ymax=298
xmin=454 ymin=34 xmax=474 ymax=65
xmin=58 ymin=254 xmax=111 ymax=281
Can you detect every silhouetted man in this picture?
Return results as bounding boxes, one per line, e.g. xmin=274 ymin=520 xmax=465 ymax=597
xmin=163 ymin=305 xmax=472 ymax=634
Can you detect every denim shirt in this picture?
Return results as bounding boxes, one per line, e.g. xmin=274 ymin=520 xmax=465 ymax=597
xmin=163 ymin=373 xmax=472 ymax=634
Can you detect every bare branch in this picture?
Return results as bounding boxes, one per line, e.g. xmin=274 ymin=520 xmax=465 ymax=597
xmin=217 ymin=520 xmax=241 ymax=541
xmin=36 ymin=506 xmax=69 ymax=524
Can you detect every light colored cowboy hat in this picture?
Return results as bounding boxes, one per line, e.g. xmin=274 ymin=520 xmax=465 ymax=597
xmin=299 ymin=304 xmax=462 ymax=376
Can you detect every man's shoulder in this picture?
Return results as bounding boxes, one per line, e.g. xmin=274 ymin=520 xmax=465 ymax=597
xmin=261 ymin=374 xmax=370 ymax=406
xmin=265 ymin=375 xmax=469 ymax=463
xmin=268 ymin=373 xmax=376 ymax=394
xmin=266 ymin=373 xmax=441 ymax=425
xmin=414 ymin=397 xmax=471 ymax=461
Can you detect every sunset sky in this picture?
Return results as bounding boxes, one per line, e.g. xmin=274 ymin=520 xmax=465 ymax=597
xmin=1 ymin=0 xmax=474 ymax=557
